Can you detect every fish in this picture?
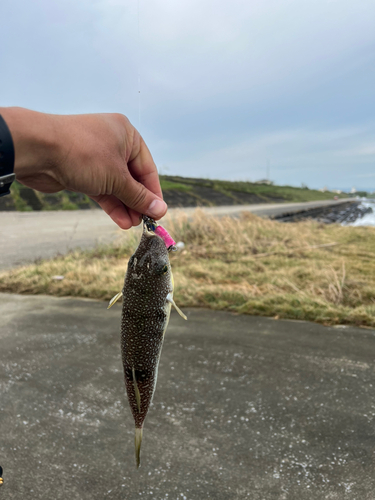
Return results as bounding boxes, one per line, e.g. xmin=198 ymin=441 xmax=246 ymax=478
xmin=108 ymin=219 xmax=187 ymax=468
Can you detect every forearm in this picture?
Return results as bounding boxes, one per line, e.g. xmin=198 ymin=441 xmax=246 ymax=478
xmin=0 ymin=107 xmax=61 ymax=185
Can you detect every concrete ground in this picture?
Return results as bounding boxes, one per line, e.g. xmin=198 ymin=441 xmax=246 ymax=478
xmin=0 ymin=199 xmax=353 ymax=270
xmin=1 ymin=293 xmax=375 ymax=499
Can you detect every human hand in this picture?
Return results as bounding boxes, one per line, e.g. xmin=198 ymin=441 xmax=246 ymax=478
xmin=0 ymin=107 xmax=167 ymax=229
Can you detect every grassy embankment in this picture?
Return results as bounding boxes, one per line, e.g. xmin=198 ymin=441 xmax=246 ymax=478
xmin=0 ymin=210 xmax=374 ymax=327
xmin=160 ymin=176 xmax=347 ymax=204
xmin=1 ymin=176 xmax=346 ymax=211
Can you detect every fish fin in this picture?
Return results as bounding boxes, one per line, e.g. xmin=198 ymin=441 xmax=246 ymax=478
xmin=132 ymin=367 xmax=141 ymax=412
xmin=167 ymin=293 xmax=187 ymax=320
xmin=107 ymin=292 xmax=123 ymax=309
xmin=135 ymin=427 xmax=143 ymax=468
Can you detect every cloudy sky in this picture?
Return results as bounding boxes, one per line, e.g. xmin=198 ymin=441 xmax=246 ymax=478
xmin=1 ymin=0 xmax=375 ymax=189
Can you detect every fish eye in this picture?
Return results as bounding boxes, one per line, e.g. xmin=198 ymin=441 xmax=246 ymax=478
xmin=155 ymin=263 xmax=169 ymax=275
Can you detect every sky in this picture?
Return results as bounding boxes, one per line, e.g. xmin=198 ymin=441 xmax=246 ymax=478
xmin=1 ymin=0 xmax=375 ymax=190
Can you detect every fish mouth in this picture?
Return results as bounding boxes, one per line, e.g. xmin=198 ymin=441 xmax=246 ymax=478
xmin=142 ymin=215 xmax=157 ymax=234
xmin=143 ymin=223 xmax=156 ymax=238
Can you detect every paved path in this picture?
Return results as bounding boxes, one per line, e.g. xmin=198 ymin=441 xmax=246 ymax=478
xmin=1 ymin=293 xmax=375 ymax=499
xmin=0 ymin=199 xmax=353 ymax=270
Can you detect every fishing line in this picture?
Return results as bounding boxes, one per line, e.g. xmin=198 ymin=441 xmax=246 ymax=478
xmin=137 ymin=0 xmax=141 ymax=130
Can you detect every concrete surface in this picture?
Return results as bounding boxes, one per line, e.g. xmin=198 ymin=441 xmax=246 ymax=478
xmin=1 ymin=293 xmax=375 ymax=499
xmin=0 ymin=209 xmax=120 ymax=271
xmin=0 ymin=199 xmax=354 ymax=270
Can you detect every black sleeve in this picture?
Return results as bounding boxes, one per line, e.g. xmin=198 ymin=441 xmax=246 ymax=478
xmin=0 ymin=115 xmax=15 ymax=197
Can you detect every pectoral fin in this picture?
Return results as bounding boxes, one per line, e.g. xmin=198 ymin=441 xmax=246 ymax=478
xmin=107 ymin=292 xmax=123 ymax=309
xmin=167 ymin=293 xmax=187 ymax=320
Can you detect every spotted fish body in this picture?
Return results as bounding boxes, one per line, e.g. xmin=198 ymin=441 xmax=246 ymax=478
xmin=112 ymin=223 xmax=186 ymax=467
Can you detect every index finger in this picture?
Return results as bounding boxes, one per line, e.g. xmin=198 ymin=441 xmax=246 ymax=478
xmin=127 ymin=134 xmax=163 ymax=201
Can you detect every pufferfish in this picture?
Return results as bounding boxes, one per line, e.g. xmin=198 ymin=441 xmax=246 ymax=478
xmin=108 ymin=217 xmax=186 ymax=468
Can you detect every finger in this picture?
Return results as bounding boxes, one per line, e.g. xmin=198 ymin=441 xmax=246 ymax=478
xmin=90 ymin=194 xmax=133 ymax=230
xmin=128 ymin=208 xmax=142 ymax=227
xmin=114 ymin=172 xmax=167 ymax=221
xmin=128 ymin=133 xmax=163 ymax=200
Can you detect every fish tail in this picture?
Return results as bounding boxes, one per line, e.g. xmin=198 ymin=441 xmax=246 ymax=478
xmin=135 ymin=427 xmax=143 ymax=468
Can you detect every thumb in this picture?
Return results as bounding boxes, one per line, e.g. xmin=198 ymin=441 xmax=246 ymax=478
xmin=116 ymin=174 xmax=168 ymax=220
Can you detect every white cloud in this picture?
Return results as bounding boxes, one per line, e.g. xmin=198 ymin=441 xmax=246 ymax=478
xmin=1 ymin=0 xmax=375 ymax=188
xmin=166 ymin=125 xmax=375 ymax=187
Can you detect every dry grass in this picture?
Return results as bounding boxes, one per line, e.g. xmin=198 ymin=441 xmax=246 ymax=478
xmin=1 ymin=210 xmax=375 ymax=327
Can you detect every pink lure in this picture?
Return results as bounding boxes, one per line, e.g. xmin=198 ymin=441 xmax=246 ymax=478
xmin=154 ymin=225 xmax=176 ymax=250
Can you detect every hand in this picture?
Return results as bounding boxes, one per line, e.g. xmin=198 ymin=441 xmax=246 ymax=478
xmin=0 ymin=107 xmax=167 ymax=229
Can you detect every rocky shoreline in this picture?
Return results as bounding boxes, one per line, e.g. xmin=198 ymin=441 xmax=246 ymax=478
xmin=274 ymin=200 xmax=373 ymax=224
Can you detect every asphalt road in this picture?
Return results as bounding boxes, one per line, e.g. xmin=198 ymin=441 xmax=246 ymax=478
xmin=0 ymin=199 xmax=353 ymax=270
xmin=1 ymin=293 xmax=375 ymax=499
